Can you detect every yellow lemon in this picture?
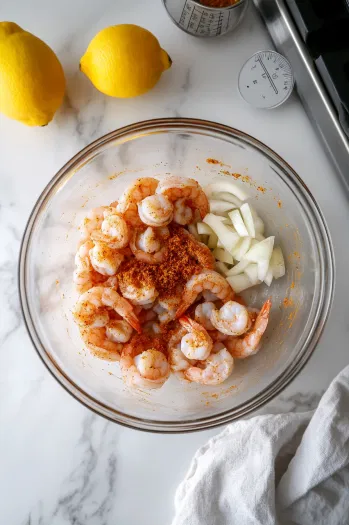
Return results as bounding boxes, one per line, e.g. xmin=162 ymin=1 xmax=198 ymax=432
xmin=0 ymin=22 xmax=65 ymax=126
xmin=80 ymin=24 xmax=171 ymax=98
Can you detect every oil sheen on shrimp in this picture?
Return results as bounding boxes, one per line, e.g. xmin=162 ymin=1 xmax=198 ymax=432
xmin=74 ymin=240 xmax=107 ymax=293
xmin=91 ymin=207 xmax=129 ymax=249
xmin=129 ymin=226 xmax=169 ymax=264
xmin=176 ymin=269 xmax=234 ymax=318
xmin=194 ymin=302 xmax=217 ymax=331
xmin=73 ymin=285 xmax=141 ymax=333
xmin=156 ymin=176 xmax=209 ymax=222
xmin=168 ymin=325 xmax=194 ymax=380
xmin=80 ymin=326 xmax=123 ymax=361
xmin=210 ymin=300 xmax=251 ymax=336
xmin=225 ymin=299 xmax=271 ymax=359
xmin=79 ymin=207 xmax=106 ymax=239
xmin=184 ymin=342 xmax=234 ymax=386
xmin=119 ymin=277 xmax=159 ymax=306
xmin=116 ymin=178 xmax=159 ymax=226
xmin=179 ymin=316 xmax=213 ymax=360
xmin=138 ymin=194 xmax=173 ymax=227
xmin=120 ymin=334 xmax=170 ymax=389
xmin=89 ymin=241 xmax=125 ymax=276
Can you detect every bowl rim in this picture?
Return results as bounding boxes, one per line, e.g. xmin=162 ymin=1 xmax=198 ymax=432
xmin=18 ymin=117 xmax=335 ymax=433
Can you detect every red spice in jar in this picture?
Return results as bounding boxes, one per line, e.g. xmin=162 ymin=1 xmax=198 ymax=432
xmin=199 ymin=0 xmax=240 ymax=7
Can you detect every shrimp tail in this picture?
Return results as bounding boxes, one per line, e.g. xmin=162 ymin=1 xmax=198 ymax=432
xmin=127 ymin=312 xmax=142 ymax=334
xmin=176 ymin=303 xmax=190 ymax=319
xmin=178 ymin=315 xmax=192 ymax=331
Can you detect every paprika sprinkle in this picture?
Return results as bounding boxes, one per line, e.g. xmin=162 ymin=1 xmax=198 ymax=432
xmin=117 ymin=224 xmax=208 ymax=303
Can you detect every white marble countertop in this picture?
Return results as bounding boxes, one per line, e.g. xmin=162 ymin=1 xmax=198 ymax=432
xmin=1 ymin=1 xmax=348 ymax=523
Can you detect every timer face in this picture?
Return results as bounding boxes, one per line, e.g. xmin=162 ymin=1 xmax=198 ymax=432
xmin=239 ymin=51 xmax=294 ymax=109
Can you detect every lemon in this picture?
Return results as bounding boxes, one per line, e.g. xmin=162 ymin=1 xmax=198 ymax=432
xmin=80 ymin=24 xmax=171 ymax=98
xmin=0 ymin=22 xmax=65 ymax=126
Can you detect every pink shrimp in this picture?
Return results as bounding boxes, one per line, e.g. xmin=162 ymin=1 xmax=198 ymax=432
xmin=80 ymin=326 xmax=123 ymax=361
xmin=116 ymin=178 xmax=159 ymax=226
xmin=73 ymin=286 xmax=141 ymax=333
xmin=156 ymin=176 xmax=209 ymax=223
xmin=225 ymin=299 xmax=271 ymax=359
xmin=120 ymin=334 xmax=170 ymax=389
xmin=176 ymin=269 xmax=234 ymax=318
xmin=178 ymin=316 xmax=213 ymax=360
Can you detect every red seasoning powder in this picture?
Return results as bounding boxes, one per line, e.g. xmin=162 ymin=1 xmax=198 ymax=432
xmin=117 ymin=225 xmax=211 ymax=301
xmin=200 ymin=0 xmax=240 ymax=7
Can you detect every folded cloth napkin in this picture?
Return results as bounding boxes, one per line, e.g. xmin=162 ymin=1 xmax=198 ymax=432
xmin=172 ymin=366 xmax=349 ymax=525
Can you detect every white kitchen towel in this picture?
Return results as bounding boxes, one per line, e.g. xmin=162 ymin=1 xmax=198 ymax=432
xmin=172 ymin=366 xmax=349 ymax=525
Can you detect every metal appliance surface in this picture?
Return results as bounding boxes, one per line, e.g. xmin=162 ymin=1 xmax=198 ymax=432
xmin=254 ymin=0 xmax=349 ymax=191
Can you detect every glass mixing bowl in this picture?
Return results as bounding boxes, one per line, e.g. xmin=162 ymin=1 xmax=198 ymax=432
xmin=19 ymin=118 xmax=334 ymax=433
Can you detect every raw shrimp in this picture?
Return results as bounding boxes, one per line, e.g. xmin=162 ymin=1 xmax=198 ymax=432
xmin=195 ymin=302 xmax=217 ymax=331
xmin=79 ymin=207 xmax=106 ymax=239
xmin=138 ymin=194 xmax=173 ymax=227
xmin=225 ymin=299 xmax=271 ymax=359
xmin=184 ymin=343 xmax=234 ymax=386
xmin=179 ymin=316 xmax=213 ymax=360
xmin=89 ymin=241 xmax=125 ymax=276
xmin=116 ymin=178 xmax=159 ymax=226
xmin=129 ymin=226 xmax=169 ymax=264
xmin=176 ymin=269 xmax=234 ymax=318
xmin=73 ymin=286 xmax=141 ymax=333
xmin=106 ymin=319 xmax=133 ymax=343
xmin=80 ymin=326 xmax=123 ymax=361
xmin=210 ymin=300 xmax=251 ymax=336
xmin=91 ymin=207 xmax=129 ymax=249
xmin=120 ymin=334 xmax=170 ymax=389
xmin=156 ymin=176 xmax=209 ymax=222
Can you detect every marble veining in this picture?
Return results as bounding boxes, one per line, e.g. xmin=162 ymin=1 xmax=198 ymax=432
xmin=1 ymin=0 xmax=349 ymax=524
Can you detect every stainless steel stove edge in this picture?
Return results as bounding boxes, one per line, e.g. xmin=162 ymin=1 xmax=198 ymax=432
xmin=253 ymin=0 xmax=349 ymax=191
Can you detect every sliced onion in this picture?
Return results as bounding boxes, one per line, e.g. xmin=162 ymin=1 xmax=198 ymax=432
xmin=213 ymin=247 xmax=234 ymax=265
xmin=215 ymin=216 xmax=231 ymax=224
xmin=209 ymin=200 xmax=236 ymax=214
xmin=270 ymin=246 xmax=285 ymax=279
xmin=264 ymin=267 xmax=273 ymax=286
xmin=254 ymin=215 xmax=265 ymax=235
xmin=200 ymin=234 xmax=209 ymax=245
xmin=197 ymin=222 xmax=214 ymax=235
xmin=215 ymin=261 xmax=230 ymax=276
xmin=205 ymin=180 xmax=248 ymax=202
xmin=240 ymin=203 xmax=256 ymax=238
xmin=255 ymin=233 xmax=265 ymax=242
xmin=228 ymin=209 xmax=249 ymax=237
xmin=244 ymin=263 xmax=259 ymax=285
xmin=211 ymin=191 xmax=243 ymax=208
xmin=244 ymin=236 xmax=274 ymax=263
xmin=232 ymin=237 xmax=252 ymax=261
xmin=208 ymin=233 xmax=218 ymax=249
xmin=226 ymin=259 xmax=250 ymax=276
xmin=203 ymin=213 xmax=240 ymax=253
xmin=257 ymin=260 xmax=269 ymax=281
xmin=227 ymin=274 xmax=253 ymax=293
